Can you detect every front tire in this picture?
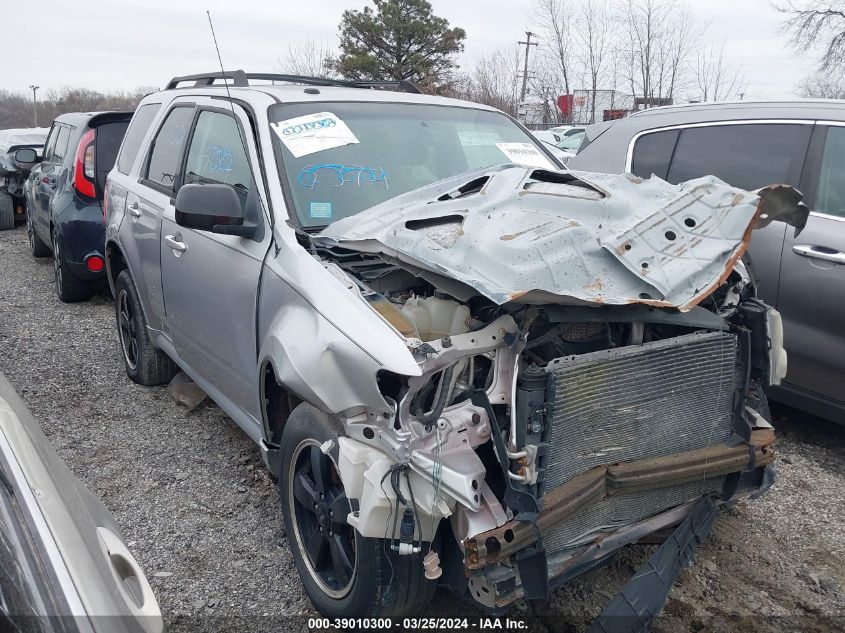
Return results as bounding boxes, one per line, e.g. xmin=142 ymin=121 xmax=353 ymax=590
xmin=279 ymin=404 xmax=436 ymax=618
xmin=115 ymin=270 xmax=177 ymax=385
xmin=52 ymin=231 xmax=92 ymax=302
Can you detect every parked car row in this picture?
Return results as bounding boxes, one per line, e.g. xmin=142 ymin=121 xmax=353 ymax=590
xmin=2 ymin=72 xmax=821 ymax=626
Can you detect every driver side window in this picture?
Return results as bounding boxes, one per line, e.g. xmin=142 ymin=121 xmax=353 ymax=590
xmin=183 ymin=110 xmax=252 ymax=211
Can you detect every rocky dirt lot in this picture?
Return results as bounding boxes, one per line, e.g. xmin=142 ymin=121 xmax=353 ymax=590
xmin=0 ymin=224 xmax=842 ymax=632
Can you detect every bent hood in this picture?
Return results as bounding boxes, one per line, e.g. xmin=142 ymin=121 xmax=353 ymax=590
xmin=317 ymin=166 xmax=806 ymax=310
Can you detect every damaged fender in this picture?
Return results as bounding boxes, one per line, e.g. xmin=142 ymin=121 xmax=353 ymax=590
xmin=258 ymin=253 xmax=420 ymax=417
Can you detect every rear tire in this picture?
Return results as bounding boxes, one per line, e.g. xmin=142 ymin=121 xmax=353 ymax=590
xmin=27 ymin=211 xmax=50 ymax=257
xmin=115 ymin=269 xmax=177 ymax=386
xmin=0 ymin=192 xmax=14 ymax=231
xmin=279 ymin=404 xmax=437 ymax=618
xmin=52 ymin=231 xmax=93 ymax=302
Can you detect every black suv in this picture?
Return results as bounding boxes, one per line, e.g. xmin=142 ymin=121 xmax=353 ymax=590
xmin=26 ymin=112 xmax=131 ymax=302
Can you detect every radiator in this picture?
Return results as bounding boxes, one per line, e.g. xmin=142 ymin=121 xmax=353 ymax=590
xmin=541 ymin=330 xmax=737 ymax=551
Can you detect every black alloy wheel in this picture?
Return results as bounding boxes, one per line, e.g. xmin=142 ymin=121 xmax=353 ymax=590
xmin=117 ymin=286 xmax=139 ymax=372
xmin=289 ymin=439 xmax=356 ymax=598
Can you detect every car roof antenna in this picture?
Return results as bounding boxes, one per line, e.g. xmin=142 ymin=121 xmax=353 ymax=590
xmin=205 ymin=10 xmax=274 ymax=239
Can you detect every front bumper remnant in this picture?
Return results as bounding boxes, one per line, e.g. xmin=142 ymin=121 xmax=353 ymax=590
xmin=464 ymin=428 xmax=774 ymax=569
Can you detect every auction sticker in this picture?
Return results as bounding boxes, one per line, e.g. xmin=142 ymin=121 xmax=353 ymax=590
xmin=271 ymin=112 xmax=359 ymax=158
xmin=496 ymin=142 xmax=555 ymax=169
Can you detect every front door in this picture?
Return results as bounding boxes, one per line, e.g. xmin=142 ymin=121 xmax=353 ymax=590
xmin=777 ymin=123 xmax=845 ymax=401
xmin=159 ymin=103 xmax=271 ymax=429
xmin=31 ymin=124 xmax=71 ymax=241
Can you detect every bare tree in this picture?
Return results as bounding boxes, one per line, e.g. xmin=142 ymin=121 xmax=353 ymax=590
xmin=532 ymin=0 xmax=578 ymax=121
xmin=695 ymin=43 xmax=747 ymax=101
xmin=777 ymin=1 xmax=845 ymax=71
xmin=798 ymin=71 xmax=845 ymax=97
xmin=577 ymin=0 xmax=613 ymax=123
xmin=276 ymin=39 xmax=336 ymax=77
xmin=454 ymin=47 xmax=520 ymax=116
xmin=618 ymin=0 xmax=699 ymax=109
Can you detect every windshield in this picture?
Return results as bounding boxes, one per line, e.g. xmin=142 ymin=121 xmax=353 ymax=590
xmin=556 ymin=132 xmax=585 ymax=151
xmin=269 ymin=101 xmax=556 ymax=227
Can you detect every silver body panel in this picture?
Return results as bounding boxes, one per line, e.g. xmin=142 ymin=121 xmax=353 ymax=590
xmin=0 ymin=372 xmax=161 ymax=632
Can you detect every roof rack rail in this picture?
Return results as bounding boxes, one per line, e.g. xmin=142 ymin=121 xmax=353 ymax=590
xmin=165 ymin=71 xmax=422 ymax=94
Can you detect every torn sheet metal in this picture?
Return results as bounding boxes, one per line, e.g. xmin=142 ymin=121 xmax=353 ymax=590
xmin=317 ymin=166 xmax=806 ymax=310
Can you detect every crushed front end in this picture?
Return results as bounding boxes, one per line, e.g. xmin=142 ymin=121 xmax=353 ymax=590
xmin=311 ymin=167 xmax=801 ymax=616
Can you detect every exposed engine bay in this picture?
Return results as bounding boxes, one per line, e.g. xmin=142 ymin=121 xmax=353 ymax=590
xmin=301 ymin=168 xmax=801 ymax=610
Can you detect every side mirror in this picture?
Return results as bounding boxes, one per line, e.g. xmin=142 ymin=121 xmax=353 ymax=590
xmin=174 ymin=183 xmax=256 ymax=238
xmin=14 ymin=148 xmax=38 ymax=164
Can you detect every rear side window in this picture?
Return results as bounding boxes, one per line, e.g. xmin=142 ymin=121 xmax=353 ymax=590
xmin=815 ymin=126 xmax=845 ymax=218
xmin=667 ymin=123 xmax=808 ymax=190
xmin=50 ymin=126 xmax=71 ymax=164
xmin=144 ymin=107 xmax=194 ymax=191
xmin=94 ymin=121 xmax=130 ymax=192
xmin=631 ymin=129 xmax=679 ymax=180
xmin=117 ymin=103 xmax=161 ymax=174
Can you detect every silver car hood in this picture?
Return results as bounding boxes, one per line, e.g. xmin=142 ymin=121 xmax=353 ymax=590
xmin=318 ymin=166 xmax=806 ymax=310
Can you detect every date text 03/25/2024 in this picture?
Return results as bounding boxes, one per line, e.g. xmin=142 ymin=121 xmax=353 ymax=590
xmin=307 ymin=617 xmax=529 ymax=630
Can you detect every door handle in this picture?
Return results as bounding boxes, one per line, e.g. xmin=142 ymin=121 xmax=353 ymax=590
xmin=792 ymin=244 xmax=845 ymax=264
xmin=127 ymin=202 xmax=141 ymax=218
xmin=164 ymin=233 xmax=187 ymax=253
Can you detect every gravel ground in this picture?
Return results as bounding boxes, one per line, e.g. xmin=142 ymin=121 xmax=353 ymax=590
xmin=0 ymin=224 xmax=843 ymax=632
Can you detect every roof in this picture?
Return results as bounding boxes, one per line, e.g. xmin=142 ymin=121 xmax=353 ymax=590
xmin=629 ymin=99 xmax=845 ymax=119
xmin=153 ymin=72 xmax=500 ymax=112
xmin=0 ymin=128 xmax=49 ymax=154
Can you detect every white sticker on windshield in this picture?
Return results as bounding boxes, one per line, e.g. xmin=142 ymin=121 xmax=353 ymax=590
xmin=496 ymin=142 xmax=555 ymax=169
xmin=271 ymin=112 xmax=359 ymax=158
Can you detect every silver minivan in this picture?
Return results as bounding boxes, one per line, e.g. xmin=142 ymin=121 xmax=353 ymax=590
xmin=569 ymin=101 xmax=845 ymax=423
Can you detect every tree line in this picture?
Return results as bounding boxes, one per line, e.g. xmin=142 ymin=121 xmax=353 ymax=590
xmin=0 ymin=87 xmax=154 ymax=130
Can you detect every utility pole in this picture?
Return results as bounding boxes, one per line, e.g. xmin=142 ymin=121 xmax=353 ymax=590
xmin=518 ymin=31 xmax=538 ymax=104
xmin=28 ymin=85 xmax=39 ymax=127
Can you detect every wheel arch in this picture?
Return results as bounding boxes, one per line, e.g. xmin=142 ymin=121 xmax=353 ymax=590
xmin=105 ymin=239 xmax=128 ymax=296
xmin=259 ymin=359 xmax=303 ymax=469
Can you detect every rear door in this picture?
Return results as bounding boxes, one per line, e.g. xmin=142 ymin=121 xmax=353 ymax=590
xmin=128 ymin=103 xmax=195 ymax=331
xmin=777 ymin=123 xmax=845 ymax=401
xmin=159 ymin=100 xmax=270 ymax=430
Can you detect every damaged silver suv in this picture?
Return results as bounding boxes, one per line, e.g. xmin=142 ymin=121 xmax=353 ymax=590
xmin=104 ymin=71 xmax=803 ymax=623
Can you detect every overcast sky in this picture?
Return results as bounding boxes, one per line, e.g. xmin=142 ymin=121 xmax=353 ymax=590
xmin=7 ymin=0 xmax=817 ymax=100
